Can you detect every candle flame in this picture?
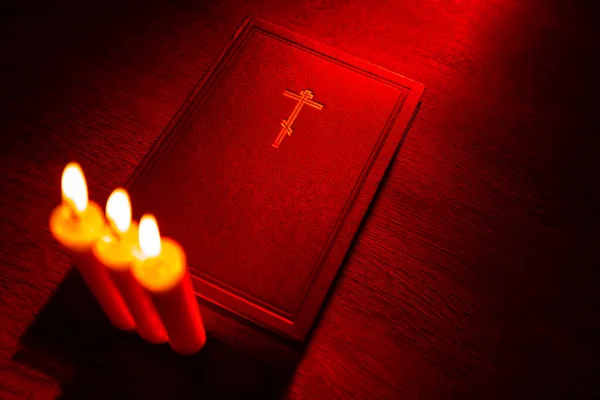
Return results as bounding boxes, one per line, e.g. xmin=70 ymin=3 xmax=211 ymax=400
xmin=106 ymin=188 xmax=132 ymax=234
xmin=139 ymin=214 xmax=161 ymax=257
xmin=61 ymin=162 xmax=88 ymax=213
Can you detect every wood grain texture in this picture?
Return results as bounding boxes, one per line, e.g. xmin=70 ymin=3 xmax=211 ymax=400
xmin=0 ymin=0 xmax=599 ymax=399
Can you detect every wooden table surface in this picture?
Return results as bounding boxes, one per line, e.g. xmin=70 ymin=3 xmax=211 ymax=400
xmin=1 ymin=0 xmax=598 ymax=398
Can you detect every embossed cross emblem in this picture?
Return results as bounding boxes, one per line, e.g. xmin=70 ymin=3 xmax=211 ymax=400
xmin=273 ymin=89 xmax=323 ymax=148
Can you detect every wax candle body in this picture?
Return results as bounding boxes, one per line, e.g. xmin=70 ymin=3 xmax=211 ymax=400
xmin=132 ymin=238 xmax=206 ymax=355
xmin=92 ymin=223 xmax=167 ymax=344
xmin=50 ymin=201 xmax=135 ymax=331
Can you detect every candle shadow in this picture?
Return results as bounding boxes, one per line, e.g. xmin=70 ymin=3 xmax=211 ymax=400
xmin=13 ymin=268 xmax=299 ymax=399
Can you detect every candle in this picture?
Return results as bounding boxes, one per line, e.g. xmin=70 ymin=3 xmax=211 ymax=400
xmin=49 ymin=162 xmax=135 ymax=331
xmin=132 ymin=214 xmax=206 ymax=355
xmin=92 ymin=189 xmax=168 ymax=344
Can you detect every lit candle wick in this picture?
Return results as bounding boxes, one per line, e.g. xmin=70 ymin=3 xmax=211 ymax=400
xmin=107 ymin=219 xmax=123 ymax=241
xmin=105 ymin=188 xmax=132 ymax=243
xmin=65 ymin=198 xmax=84 ymax=220
xmin=61 ymin=162 xmax=88 ymax=221
xmin=139 ymin=214 xmax=162 ymax=258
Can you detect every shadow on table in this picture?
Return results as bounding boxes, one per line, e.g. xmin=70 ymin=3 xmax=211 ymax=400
xmin=13 ymin=269 xmax=298 ymax=399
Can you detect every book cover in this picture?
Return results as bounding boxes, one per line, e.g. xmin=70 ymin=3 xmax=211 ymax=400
xmin=128 ymin=17 xmax=424 ymax=341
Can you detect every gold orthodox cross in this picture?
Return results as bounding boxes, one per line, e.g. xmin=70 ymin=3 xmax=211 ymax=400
xmin=273 ymin=89 xmax=323 ymax=148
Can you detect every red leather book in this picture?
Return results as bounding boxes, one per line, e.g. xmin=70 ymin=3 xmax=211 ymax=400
xmin=128 ymin=17 xmax=424 ymax=341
